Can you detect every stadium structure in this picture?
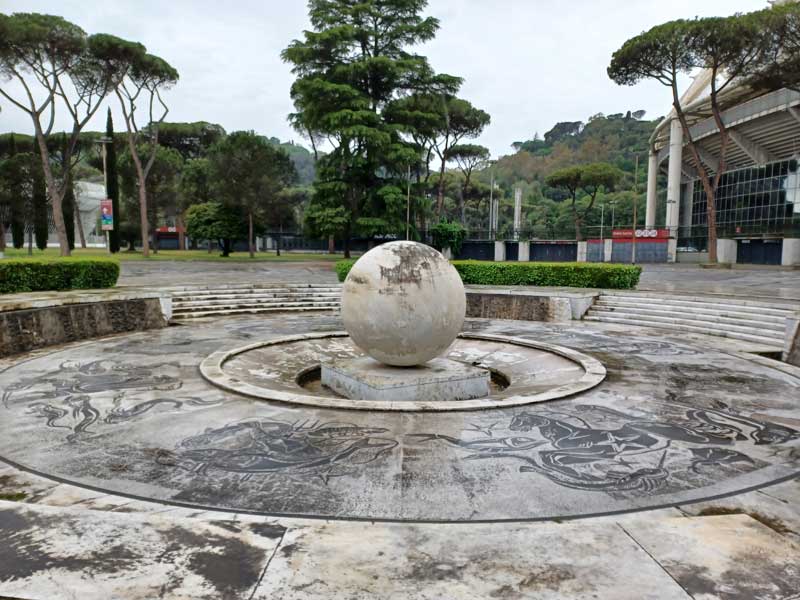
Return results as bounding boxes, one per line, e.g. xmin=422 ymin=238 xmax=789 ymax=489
xmin=645 ymin=1 xmax=800 ymax=265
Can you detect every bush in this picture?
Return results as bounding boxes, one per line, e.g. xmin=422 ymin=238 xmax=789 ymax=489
xmin=335 ymin=259 xmax=356 ymax=282
xmin=335 ymin=258 xmax=640 ymax=289
xmin=429 ymin=221 xmax=466 ymax=256
xmin=453 ymin=261 xmax=641 ymax=289
xmin=0 ymin=258 xmax=120 ymax=294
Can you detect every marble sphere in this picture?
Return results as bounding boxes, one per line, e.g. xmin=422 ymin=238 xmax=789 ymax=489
xmin=341 ymin=241 xmax=466 ymax=366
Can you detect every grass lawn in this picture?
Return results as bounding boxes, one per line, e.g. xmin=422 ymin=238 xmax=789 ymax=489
xmin=1 ymin=247 xmax=344 ymax=262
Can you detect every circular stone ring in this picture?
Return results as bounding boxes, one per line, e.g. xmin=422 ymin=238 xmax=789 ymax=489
xmin=200 ymin=332 xmax=606 ymax=412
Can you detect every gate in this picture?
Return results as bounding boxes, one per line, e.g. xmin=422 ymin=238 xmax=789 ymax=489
xmin=531 ymin=242 xmax=577 ymax=262
xmin=737 ymin=239 xmax=783 ymax=265
xmin=458 ymin=241 xmax=494 ymax=261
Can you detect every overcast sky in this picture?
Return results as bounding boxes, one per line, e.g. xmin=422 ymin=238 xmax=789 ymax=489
xmin=1 ymin=0 xmax=767 ymax=159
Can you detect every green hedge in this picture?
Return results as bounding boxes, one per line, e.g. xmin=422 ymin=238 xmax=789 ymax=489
xmin=0 ymin=258 xmax=120 ymax=294
xmin=335 ymin=259 xmax=641 ymax=289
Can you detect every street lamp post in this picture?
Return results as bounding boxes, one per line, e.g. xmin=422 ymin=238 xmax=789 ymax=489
xmin=94 ymin=136 xmax=113 ymax=254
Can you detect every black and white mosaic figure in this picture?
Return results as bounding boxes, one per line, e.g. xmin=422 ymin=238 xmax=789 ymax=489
xmin=414 ymin=404 xmax=798 ymax=495
xmin=3 ymin=360 xmax=218 ymax=442
xmin=0 ymin=316 xmax=798 ymax=521
xmin=158 ymin=419 xmax=398 ymax=483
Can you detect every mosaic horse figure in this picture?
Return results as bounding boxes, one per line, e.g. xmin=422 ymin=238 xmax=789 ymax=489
xmin=160 ymin=419 xmax=399 ymax=483
xmin=413 ymin=404 xmax=798 ymax=494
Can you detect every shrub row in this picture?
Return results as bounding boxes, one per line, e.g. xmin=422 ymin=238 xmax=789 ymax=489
xmin=335 ymin=259 xmax=641 ymax=290
xmin=0 ymin=258 xmax=120 ymax=294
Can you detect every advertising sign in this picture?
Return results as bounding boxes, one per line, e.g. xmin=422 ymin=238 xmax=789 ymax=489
xmin=100 ymin=199 xmax=113 ymax=231
xmin=612 ymin=228 xmax=670 ymax=239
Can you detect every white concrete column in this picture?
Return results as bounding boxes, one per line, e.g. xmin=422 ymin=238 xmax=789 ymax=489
xmin=645 ymin=150 xmax=658 ymax=228
xmin=717 ymin=239 xmax=738 ymax=264
xmin=577 ymin=241 xmax=588 ymax=263
xmin=667 ymin=239 xmax=678 ymax=263
xmin=517 ymin=242 xmax=529 ymax=262
xmin=782 ymin=239 xmax=800 ymax=266
xmin=666 ymin=118 xmax=683 ymax=234
xmin=603 ymin=239 xmax=613 ymax=262
xmin=442 ymin=246 xmax=453 ymax=260
xmin=493 ymin=241 xmax=505 ymax=262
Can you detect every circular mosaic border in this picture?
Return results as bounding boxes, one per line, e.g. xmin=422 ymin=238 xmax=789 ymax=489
xmin=199 ymin=331 xmax=607 ymax=411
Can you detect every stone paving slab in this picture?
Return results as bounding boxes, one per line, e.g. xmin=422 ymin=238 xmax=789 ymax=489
xmin=253 ymin=520 xmax=692 ymax=600
xmin=0 ymin=500 xmax=286 ymax=600
xmin=622 ymin=513 xmax=800 ymax=600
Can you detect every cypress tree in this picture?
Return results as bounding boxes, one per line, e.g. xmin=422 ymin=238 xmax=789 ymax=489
xmin=106 ymin=109 xmax=121 ymax=253
xmin=63 ymin=172 xmax=76 ymax=250
xmin=32 ymin=153 xmax=48 ymax=251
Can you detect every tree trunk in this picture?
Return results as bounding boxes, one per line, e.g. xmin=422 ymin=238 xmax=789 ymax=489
xmin=436 ymin=161 xmax=447 ymax=217
xmin=177 ymin=213 xmax=186 ymax=250
xmin=574 ymin=214 xmax=584 ymax=242
xmin=221 ymin=239 xmax=231 ymax=257
xmin=671 ymin=86 xmax=717 ymax=264
xmin=75 ymin=207 xmax=87 ymax=249
xmin=248 ymin=210 xmax=255 ymax=258
xmin=208 ymin=240 xmax=213 ymax=253
xmin=136 ymin=178 xmax=150 ymax=257
xmin=32 ymin=126 xmax=70 ymax=256
xmin=328 ymin=234 xmax=335 ymax=254
xmin=0 ymin=222 xmax=5 ymax=251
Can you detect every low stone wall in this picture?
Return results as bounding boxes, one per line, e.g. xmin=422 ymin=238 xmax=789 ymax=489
xmin=465 ymin=287 xmax=598 ymax=322
xmin=0 ymin=290 xmax=171 ymax=357
xmin=785 ymin=313 xmax=800 ymax=367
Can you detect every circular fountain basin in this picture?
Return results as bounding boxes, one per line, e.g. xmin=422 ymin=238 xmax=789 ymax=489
xmin=199 ymin=331 xmax=606 ymax=411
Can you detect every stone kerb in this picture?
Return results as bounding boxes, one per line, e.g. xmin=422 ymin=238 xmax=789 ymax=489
xmin=785 ymin=312 xmax=800 ymax=367
xmin=0 ymin=289 xmax=171 ymax=357
xmin=465 ymin=286 xmax=600 ymax=322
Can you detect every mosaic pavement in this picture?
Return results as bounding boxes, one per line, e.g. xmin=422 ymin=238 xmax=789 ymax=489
xmin=0 ymin=315 xmax=799 ymax=522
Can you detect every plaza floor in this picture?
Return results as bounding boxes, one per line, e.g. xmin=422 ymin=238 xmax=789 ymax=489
xmin=1 ymin=310 xmax=799 ymax=598
xmin=118 ymin=259 xmax=800 ymax=301
xmin=2 ymin=259 xmax=800 ymax=598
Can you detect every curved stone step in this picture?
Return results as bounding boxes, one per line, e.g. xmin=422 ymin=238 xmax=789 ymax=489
xmin=588 ymin=306 xmax=785 ymax=332
xmin=595 ymin=297 xmax=794 ymax=319
xmin=173 ymin=301 xmax=340 ymax=314
xmin=172 ymin=305 xmax=339 ymax=319
xmin=583 ymin=315 xmax=781 ymax=347
xmin=173 ymin=294 xmax=341 ymax=306
xmin=601 ymin=290 xmax=799 ymax=311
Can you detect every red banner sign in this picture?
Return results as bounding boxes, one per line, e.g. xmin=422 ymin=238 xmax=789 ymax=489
xmin=100 ymin=199 xmax=113 ymax=231
xmin=612 ymin=228 xmax=670 ymax=239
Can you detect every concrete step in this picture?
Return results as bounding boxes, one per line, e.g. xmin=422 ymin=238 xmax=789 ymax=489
xmin=173 ymin=294 xmax=341 ymax=306
xmin=172 ymin=289 xmax=341 ymax=300
xmin=589 ymin=305 xmax=786 ymax=332
xmin=162 ymin=283 xmax=341 ymax=292
xmin=172 ymin=305 xmax=339 ymax=319
xmin=596 ymin=297 xmax=794 ymax=319
xmin=585 ymin=310 xmax=784 ymax=340
xmin=173 ymin=300 xmax=340 ymax=312
xmin=583 ymin=314 xmax=781 ymax=347
xmin=601 ymin=291 xmax=799 ymax=312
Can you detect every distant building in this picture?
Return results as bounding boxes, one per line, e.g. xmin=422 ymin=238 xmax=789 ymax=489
xmin=646 ymin=15 xmax=800 ymax=265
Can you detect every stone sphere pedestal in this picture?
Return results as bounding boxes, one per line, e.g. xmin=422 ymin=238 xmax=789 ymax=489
xmin=341 ymin=241 xmax=465 ymax=367
xmin=321 ymin=357 xmax=490 ymax=403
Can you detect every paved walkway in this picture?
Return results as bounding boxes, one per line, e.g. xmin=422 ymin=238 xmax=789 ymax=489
xmin=637 ymin=264 xmax=800 ymax=301
xmin=2 ymin=490 xmax=798 ymax=599
xmin=118 ymin=260 xmax=800 ymax=301
xmin=118 ymin=260 xmax=339 ymax=288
